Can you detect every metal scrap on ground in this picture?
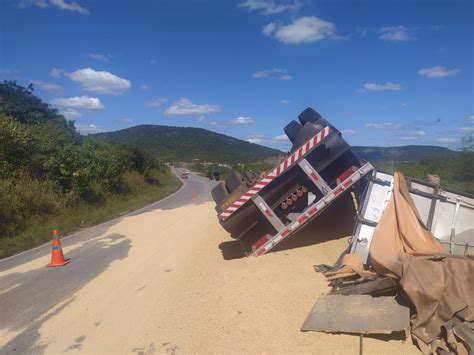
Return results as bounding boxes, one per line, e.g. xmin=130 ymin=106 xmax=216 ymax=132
xmin=301 ymin=294 xmax=410 ymax=336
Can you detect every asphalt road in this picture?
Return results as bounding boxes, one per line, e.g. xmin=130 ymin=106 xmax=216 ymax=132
xmin=0 ymin=168 xmax=217 ymax=352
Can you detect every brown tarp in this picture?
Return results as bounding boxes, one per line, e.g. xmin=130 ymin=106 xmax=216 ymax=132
xmin=369 ymin=173 xmax=446 ymax=278
xmin=398 ymin=254 xmax=474 ymax=354
xmin=325 ymin=172 xmax=474 ymax=353
xmin=369 ymin=173 xmax=474 ymax=353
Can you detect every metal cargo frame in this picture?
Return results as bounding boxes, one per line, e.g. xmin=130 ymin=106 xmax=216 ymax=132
xmin=350 ymin=171 xmax=474 ymax=263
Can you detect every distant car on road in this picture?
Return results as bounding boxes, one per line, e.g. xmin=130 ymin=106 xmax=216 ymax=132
xmin=181 ymin=172 xmax=189 ymax=179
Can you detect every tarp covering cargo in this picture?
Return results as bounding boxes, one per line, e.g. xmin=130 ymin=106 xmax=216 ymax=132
xmin=325 ymin=172 xmax=474 ymax=353
xmin=369 ymin=173 xmax=447 ymax=277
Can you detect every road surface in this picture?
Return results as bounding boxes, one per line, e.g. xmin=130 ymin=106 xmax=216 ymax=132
xmin=0 ymin=169 xmax=417 ymax=354
xmin=0 ymin=169 xmax=217 ymax=353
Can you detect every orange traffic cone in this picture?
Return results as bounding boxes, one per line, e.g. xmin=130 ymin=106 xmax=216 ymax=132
xmin=47 ymin=229 xmax=70 ymax=267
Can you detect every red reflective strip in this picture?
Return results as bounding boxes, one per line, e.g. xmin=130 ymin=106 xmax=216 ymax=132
xmin=336 ymin=166 xmax=357 ymax=185
xmin=343 ymin=178 xmax=353 ymax=188
xmin=297 ymin=147 xmax=303 ymax=159
xmin=310 ymin=172 xmax=319 ymax=181
xmin=308 ymin=207 xmax=318 ymax=215
xmin=252 ymin=234 xmax=270 ymax=250
xmin=297 ymin=215 xmax=307 ymax=224
xmin=264 ymin=209 xmax=273 ymax=218
xmin=290 ymin=154 xmax=295 ymax=165
xmin=276 ymin=166 xmax=281 ymax=175
xmin=281 ymin=229 xmax=289 ymax=238
xmin=283 ymin=159 xmax=288 ymax=169
xmin=305 ymin=141 xmax=310 ymax=152
xmin=256 ymin=248 xmax=266 ymax=256
xmin=334 ymin=186 xmax=344 ymax=196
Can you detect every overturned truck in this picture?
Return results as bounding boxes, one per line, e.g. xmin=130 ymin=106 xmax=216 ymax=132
xmin=211 ymin=107 xmax=474 ymax=257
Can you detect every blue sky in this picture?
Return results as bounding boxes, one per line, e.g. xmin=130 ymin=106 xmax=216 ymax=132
xmin=1 ymin=0 xmax=473 ymax=151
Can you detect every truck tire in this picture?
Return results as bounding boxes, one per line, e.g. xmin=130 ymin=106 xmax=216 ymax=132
xmin=291 ymin=122 xmax=324 ymax=151
xmin=284 ymin=120 xmax=303 ymax=144
xmin=211 ymin=182 xmax=230 ymax=206
xmin=225 ymin=171 xmax=247 ymax=193
xmin=242 ymin=171 xmax=258 ymax=187
xmin=298 ymin=107 xmax=322 ymax=126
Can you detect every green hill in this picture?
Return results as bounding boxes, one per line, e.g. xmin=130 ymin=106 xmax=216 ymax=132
xmin=94 ymin=125 xmax=282 ymax=163
xmin=352 ymin=145 xmax=458 ymax=164
xmin=96 ymin=126 xmax=460 ymax=166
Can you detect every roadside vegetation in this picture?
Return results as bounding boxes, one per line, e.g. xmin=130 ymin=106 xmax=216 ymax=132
xmin=377 ymin=136 xmax=474 ymax=194
xmin=0 ymin=81 xmax=181 ymax=258
xmin=189 ymin=161 xmax=274 ymax=180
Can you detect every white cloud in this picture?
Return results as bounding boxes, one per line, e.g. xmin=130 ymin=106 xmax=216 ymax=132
xmin=239 ymin=0 xmax=300 ymax=15
xmin=164 ymin=98 xmax=220 ymax=116
xmin=437 ymin=137 xmax=457 ymax=143
xmin=21 ymin=0 xmax=89 ymax=15
xmin=139 ymin=84 xmax=149 ymax=91
xmin=365 ymin=122 xmax=401 ymax=130
xmin=274 ymin=134 xmax=289 ymax=141
xmin=279 ymin=74 xmax=292 ymax=80
xmin=417 ymin=66 xmax=461 ymax=78
xmin=400 ymin=130 xmax=427 ymax=140
xmin=50 ymin=96 xmax=105 ymax=110
xmin=59 ymin=108 xmax=81 ymax=120
xmin=253 ymin=68 xmax=292 ymax=80
xmin=379 ymin=26 xmax=415 ymax=41
xmin=49 ymin=67 xmax=66 ymax=78
xmin=88 ymin=53 xmax=110 ymax=61
xmin=247 ymin=138 xmax=263 ymax=144
xmin=461 ymin=127 xmax=474 ymax=132
xmin=117 ymin=118 xmax=134 ymax=124
xmin=280 ymin=99 xmax=290 ymax=104
xmin=30 ymin=80 xmax=62 ymax=92
xmin=198 ymin=115 xmax=254 ymax=128
xmin=342 ymin=129 xmax=356 ymax=136
xmin=229 ymin=116 xmax=254 ymax=125
xmin=49 ymin=0 xmax=89 ymax=15
xmin=69 ymin=68 xmax=131 ymax=95
xmin=359 ymin=82 xmax=402 ymax=92
xmin=469 ymin=115 xmax=474 ymax=123
xmin=197 ymin=116 xmax=225 ymax=128
xmin=0 ymin=68 xmax=20 ymax=77
xmin=263 ymin=23 xmax=277 ymax=36
xmin=145 ymin=98 xmax=168 ymax=108
xmin=263 ymin=16 xmax=337 ymax=44
xmin=17 ymin=0 xmax=49 ymax=9
xmin=75 ymin=123 xmax=106 ymax=134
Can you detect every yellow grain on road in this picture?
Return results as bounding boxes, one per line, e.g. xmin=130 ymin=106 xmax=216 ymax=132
xmin=12 ymin=202 xmax=418 ymax=354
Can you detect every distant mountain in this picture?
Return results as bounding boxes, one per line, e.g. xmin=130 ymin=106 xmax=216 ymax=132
xmin=94 ymin=125 xmax=282 ymax=163
xmin=352 ymin=145 xmax=458 ymax=163
xmin=95 ymin=125 xmax=459 ymax=165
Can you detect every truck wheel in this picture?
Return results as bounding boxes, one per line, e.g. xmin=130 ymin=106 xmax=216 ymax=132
xmin=211 ymin=182 xmax=230 ymax=206
xmin=284 ymin=120 xmax=302 ymax=144
xmin=298 ymin=107 xmax=322 ymax=126
xmin=291 ymin=122 xmax=324 ymax=151
xmin=225 ymin=171 xmax=247 ymax=193
xmin=242 ymin=171 xmax=258 ymax=187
